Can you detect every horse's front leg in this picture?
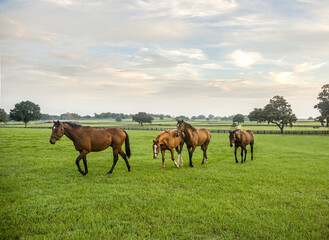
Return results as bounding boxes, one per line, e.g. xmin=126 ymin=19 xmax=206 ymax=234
xmin=188 ymin=146 xmax=195 ymax=167
xmin=250 ymin=143 xmax=254 ymax=160
xmin=244 ymin=148 xmax=247 ymax=163
xmin=177 ymin=143 xmax=184 ymax=166
xmin=234 ymin=145 xmax=238 ymax=163
xmin=170 ymin=148 xmax=179 ymax=168
xmin=240 ymin=148 xmax=244 ymax=164
xmin=161 ymin=149 xmax=165 ymax=169
xmin=76 ymin=150 xmax=88 ymax=176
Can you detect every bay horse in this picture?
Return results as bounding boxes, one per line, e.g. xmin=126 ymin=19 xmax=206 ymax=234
xmin=176 ymin=120 xmax=211 ymax=167
xmin=49 ymin=121 xmax=131 ymax=176
xmin=229 ymin=130 xmax=254 ymax=164
xmin=152 ymin=129 xmax=185 ymax=169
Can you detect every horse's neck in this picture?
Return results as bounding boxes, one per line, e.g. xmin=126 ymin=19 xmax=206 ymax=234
xmin=63 ymin=125 xmax=80 ymax=142
xmin=184 ymin=127 xmax=195 ymax=142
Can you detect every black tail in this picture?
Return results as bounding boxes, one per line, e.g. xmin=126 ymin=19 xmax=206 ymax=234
xmin=123 ymin=130 xmax=131 ymax=158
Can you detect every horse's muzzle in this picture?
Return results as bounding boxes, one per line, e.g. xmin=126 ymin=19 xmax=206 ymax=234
xmin=49 ymin=138 xmax=56 ymax=144
xmin=153 ymin=154 xmax=158 ymax=159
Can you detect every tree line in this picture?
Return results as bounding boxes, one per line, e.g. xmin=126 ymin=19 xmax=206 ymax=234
xmin=1 ymin=84 xmax=328 ymax=131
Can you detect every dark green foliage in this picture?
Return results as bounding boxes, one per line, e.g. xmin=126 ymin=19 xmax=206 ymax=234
xmin=233 ymin=114 xmax=244 ymax=125
xmin=0 ymin=108 xmax=8 ymax=123
xmin=9 ymin=100 xmax=41 ymax=127
xmin=314 ymin=84 xmax=329 ymax=127
xmin=132 ymin=112 xmax=154 ymax=126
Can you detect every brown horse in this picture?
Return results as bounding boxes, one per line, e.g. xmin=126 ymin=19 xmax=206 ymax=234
xmin=229 ymin=130 xmax=254 ymax=164
xmin=176 ymin=120 xmax=211 ymax=167
xmin=49 ymin=121 xmax=131 ymax=175
xmin=152 ymin=129 xmax=185 ymax=169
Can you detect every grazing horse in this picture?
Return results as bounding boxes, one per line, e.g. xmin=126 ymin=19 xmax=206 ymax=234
xmin=176 ymin=120 xmax=211 ymax=167
xmin=49 ymin=121 xmax=131 ymax=176
xmin=152 ymin=129 xmax=185 ymax=169
xmin=229 ymin=130 xmax=254 ymax=164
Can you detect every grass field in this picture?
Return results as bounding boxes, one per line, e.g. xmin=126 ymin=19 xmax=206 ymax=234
xmin=1 ymin=128 xmax=329 ymax=239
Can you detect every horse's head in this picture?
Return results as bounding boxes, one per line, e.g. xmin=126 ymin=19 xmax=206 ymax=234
xmin=152 ymin=140 xmax=160 ymax=159
xmin=176 ymin=119 xmax=186 ymax=137
xmin=229 ymin=130 xmax=236 ymax=147
xmin=50 ymin=120 xmax=64 ymax=144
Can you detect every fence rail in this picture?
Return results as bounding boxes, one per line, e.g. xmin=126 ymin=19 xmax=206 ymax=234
xmin=1 ymin=126 xmax=328 ymax=135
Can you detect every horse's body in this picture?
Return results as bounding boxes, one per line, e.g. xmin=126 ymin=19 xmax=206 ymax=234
xmin=50 ymin=121 xmax=131 ymax=175
xmin=229 ymin=130 xmax=254 ymax=164
xmin=176 ymin=120 xmax=211 ymax=167
xmin=152 ymin=129 xmax=185 ymax=169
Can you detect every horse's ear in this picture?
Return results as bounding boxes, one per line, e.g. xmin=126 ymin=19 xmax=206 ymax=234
xmin=229 ymin=130 xmax=232 ymax=133
xmin=153 ymin=140 xmax=155 ymax=143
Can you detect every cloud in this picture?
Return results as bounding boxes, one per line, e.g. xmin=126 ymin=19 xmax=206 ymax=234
xmin=293 ymin=62 xmax=327 ymax=73
xmin=228 ymin=49 xmax=262 ymax=68
xmin=135 ymin=0 xmax=238 ymax=18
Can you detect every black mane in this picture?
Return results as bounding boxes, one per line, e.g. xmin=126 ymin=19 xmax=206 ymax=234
xmin=184 ymin=122 xmax=197 ymax=132
xmin=63 ymin=122 xmax=83 ymax=129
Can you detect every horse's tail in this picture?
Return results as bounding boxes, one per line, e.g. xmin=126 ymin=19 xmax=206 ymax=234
xmin=123 ymin=130 xmax=131 ymax=158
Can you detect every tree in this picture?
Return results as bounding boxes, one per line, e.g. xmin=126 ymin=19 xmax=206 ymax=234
xmin=248 ymin=108 xmax=266 ymax=123
xmin=9 ymin=100 xmax=41 ymax=127
xmin=0 ymin=108 xmax=8 ymax=123
xmin=176 ymin=115 xmax=189 ymax=121
xmin=196 ymin=115 xmax=206 ymax=120
xmin=233 ymin=114 xmax=244 ymax=125
xmin=261 ymin=96 xmax=297 ymax=133
xmin=132 ymin=112 xmax=154 ymax=126
xmin=208 ymin=114 xmax=215 ymax=120
xmin=115 ymin=116 xmax=122 ymax=122
xmin=314 ymin=84 xmax=329 ymax=127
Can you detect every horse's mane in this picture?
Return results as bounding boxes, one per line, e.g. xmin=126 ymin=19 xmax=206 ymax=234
xmin=184 ymin=122 xmax=197 ymax=132
xmin=63 ymin=122 xmax=83 ymax=129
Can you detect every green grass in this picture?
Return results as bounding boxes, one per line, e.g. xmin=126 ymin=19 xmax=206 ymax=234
xmin=1 ymin=128 xmax=329 ymax=239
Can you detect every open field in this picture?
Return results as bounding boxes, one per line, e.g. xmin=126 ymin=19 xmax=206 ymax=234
xmin=1 ymin=128 xmax=329 ymax=239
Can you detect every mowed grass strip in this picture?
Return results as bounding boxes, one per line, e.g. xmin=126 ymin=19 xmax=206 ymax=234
xmin=0 ymin=128 xmax=328 ymax=239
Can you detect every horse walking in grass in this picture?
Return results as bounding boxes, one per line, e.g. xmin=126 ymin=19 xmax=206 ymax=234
xmin=229 ymin=130 xmax=254 ymax=164
xmin=49 ymin=121 xmax=131 ymax=176
xmin=176 ymin=120 xmax=211 ymax=167
xmin=152 ymin=129 xmax=185 ymax=169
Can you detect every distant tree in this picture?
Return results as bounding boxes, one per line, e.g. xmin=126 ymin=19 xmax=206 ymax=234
xmin=191 ymin=116 xmax=197 ymax=120
xmin=208 ymin=114 xmax=215 ymax=120
xmin=9 ymin=100 xmax=41 ymax=127
xmin=115 ymin=116 xmax=122 ymax=122
xmin=248 ymin=108 xmax=266 ymax=123
xmin=233 ymin=114 xmax=245 ymax=125
xmin=314 ymin=84 xmax=329 ymax=127
xmin=307 ymin=117 xmax=314 ymax=121
xmin=159 ymin=114 xmax=164 ymax=120
xmin=132 ymin=112 xmax=154 ymax=126
xmin=60 ymin=112 xmax=81 ymax=120
xmin=197 ymin=115 xmax=206 ymax=120
xmin=263 ymin=96 xmax=297 ymax=133
xmin=176 ymin=115 xmax=189 ymax=121
xmin=0 ymin=108 xmax=8 ymax=123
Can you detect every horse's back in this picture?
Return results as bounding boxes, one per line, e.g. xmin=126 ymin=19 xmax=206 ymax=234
xmin=243 ymin=130 xmax=254 ymax=144
xmin=196 ymin=128 xmax=211 ymax=145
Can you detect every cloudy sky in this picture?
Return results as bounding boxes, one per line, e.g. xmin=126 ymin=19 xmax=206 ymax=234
xmin=1 ymin=0 xmax=328 ymax=118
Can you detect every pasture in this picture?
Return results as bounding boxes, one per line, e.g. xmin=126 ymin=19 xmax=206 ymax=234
xmin=1 ymin=128 xmax=329 ymax=239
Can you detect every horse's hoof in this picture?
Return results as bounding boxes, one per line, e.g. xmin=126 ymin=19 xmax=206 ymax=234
xmin=107 ymin=171 xmax=113 ymax=174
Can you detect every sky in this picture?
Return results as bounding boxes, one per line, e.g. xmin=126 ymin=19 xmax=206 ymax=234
xmin=0 ymin=0 xmax=328 ymax=118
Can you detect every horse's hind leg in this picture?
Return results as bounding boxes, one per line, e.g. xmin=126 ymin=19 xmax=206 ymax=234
xmin=188 ymin=146 xmax=195 ymax=167
xmin=201 ymin=145 xmax=208 ymax=164
xmin=244 ymin=147 xmax=247 ymax=163
xmin=240 ymin=148 xmax=244 ymax=164
xmin=119 ymin=149 xmax=131 ymax=172
xmin=82 ymin=156 xmax=88 ymax=175
xmin=108 ymin=149 xmax=119 ymax=174
xmin=250 ymin=142 xmax=254 ymax=160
